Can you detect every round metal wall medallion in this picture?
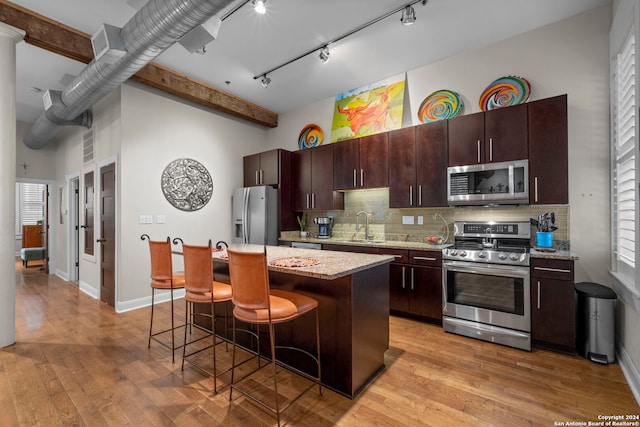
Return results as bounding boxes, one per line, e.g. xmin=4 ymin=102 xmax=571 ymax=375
xmin=161 ymin=158 xmax=212 ymax=211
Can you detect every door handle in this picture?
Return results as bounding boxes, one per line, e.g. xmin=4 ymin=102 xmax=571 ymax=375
xmin=80 ymin=225 xmax=88 ymax=229
xmin=96 ymin=238 xmax=106 ymax=243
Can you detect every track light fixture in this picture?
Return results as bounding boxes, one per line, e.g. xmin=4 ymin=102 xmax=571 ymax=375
xmin=252 ymin=0 xmax=267 ymax=14
xmin=401 ymin=5 xmax=416 ymax=25
xmin=319 ymin=46 xmax=330 ymax=64
xmin=261 ymin=74 xmax=271 ymax=88
xmin=252 ymin=0 xmax=428 ymax=81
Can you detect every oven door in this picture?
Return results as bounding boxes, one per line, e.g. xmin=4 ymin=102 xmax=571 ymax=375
xmin=442 ymin=260 xmax=530 ymax=332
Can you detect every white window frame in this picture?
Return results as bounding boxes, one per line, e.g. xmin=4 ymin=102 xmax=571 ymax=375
xmin=610 ymin=0 xmax=640 ymax=310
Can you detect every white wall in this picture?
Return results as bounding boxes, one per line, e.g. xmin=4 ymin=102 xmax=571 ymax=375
xmin=118 ymin=83 xmax=268 ymax=307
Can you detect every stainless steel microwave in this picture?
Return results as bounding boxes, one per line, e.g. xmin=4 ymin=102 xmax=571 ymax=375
xmin=447 ymin=160 xmax=529 ymax=206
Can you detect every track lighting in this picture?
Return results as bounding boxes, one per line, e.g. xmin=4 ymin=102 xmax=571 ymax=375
xmin=319 ymin=46 xmax=330 ymax=64
xmin=401 ymin=5 xmax=416 ymax=25
xmin=261 ymin=74 xmax=271 ymax=88
xmin=252 ymin=0 xmax=267 ymax=14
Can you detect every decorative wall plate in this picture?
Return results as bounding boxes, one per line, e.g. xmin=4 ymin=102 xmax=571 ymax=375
xmin=161 ymin=158 xmax=212 ymax=211
xmin=298 ymin=123 xmax=324 ymax=149
xmin=479 ymin=76 xmax=531 ymax=111
xmin=418 ymin=89 xmax=463 ymax=123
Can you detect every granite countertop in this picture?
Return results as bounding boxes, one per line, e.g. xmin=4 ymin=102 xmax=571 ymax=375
xmin=530 ymin=248 xmax=579 ymax=261
xmin=281 ymin=236 xmax=451 ymax=252
xmin=213 ymin=244 xmax=394 ymax=280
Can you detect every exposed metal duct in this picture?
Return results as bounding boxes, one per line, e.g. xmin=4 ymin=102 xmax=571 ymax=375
xmin=24 ymin=0 xmax=234 ymax=149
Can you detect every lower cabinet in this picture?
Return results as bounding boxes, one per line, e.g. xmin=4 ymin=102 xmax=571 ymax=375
xmin=385 ymin=249 xmax=442 ymax=324
xmin=530 ymin=258 xmax=576 ymax=353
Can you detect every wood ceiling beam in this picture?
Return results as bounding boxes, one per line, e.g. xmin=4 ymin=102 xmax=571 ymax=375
xmin=0 ymin=0 xmax=278 ymax=128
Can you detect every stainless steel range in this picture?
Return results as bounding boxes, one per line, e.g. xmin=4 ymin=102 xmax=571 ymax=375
xmin=442 ymin=221 xmax=531 ymax=351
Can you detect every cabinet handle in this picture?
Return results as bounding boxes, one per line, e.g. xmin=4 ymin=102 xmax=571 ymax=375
xmin=353 ymin=169 xmax=357 ymax=188
xmin=477 ymin=140 xmax=481 ymax=163
xmin=260 ymin=169 xmax=264 ymax=185
xmin=306 ymin=193 xmax=310 ymax=210
xmin=383 ymin=254 xmax=404 ymax=259
xmin=537 ymin=281 xmax=541 ymax=309
xmin=409 ymin=185 xmax=413 ymax=206
xmin=533 ymin=266 xmax=572 ymax=274
xmin=360 ymin=169 xmax=364 ymax=187
xmin=255 ymin=170 xmax=259 ymax=186
xmin=489 ymin=138 xmax=493 ymax=162
xmin=418 ymin=185 xmax=422 ymax=206
xmin=411 ymin=267 xmax=414 ymax=290
xmin=402 ymin=266 xmax=406 ymax=289
xmin=311 ymin=193 xmax=316 ymax=209
xmin=534 ymin=176 xmax=539 ymax=202
xmin=413 ymin=256 xmax=437 ymax=261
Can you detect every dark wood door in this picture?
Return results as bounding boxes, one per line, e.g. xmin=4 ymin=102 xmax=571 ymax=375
xmin=448 ymin=111 xmax=484 ymax=166
xmin=389 ymin=263 xmax=410 ymax=313
xmin=416 ymin=120 xmax=448 ymax=207
xmin=243 ymin=153 xmax=261 ymax=186
xmin=83 ymin=171 xmax=94 ymax=256
xmin=410 ymin=266 xmax=442 ymax=321
xmin=484 ymin=103 xmax=528 ymax=162
xmin=292 ymin=149 xmax=312 ymax=210
xmin=359 ymin=133 xmax=388 ymax=188
xmin=99 ymin=163 xmax=116 ymax=308
xmin=310 ymin=144 xmax=337 ymax=210
xmin=333 ymin=138 xmax=360 ymax=190
xmin=528 ymin=95 xmax=568 ymax=204
xmin=531 ymin=277 xmax=575 ymax=351
xmin=388 ymin=127 xmax=416 ymax=208
xmin=259 ymin=149 xmax=280 ymax=186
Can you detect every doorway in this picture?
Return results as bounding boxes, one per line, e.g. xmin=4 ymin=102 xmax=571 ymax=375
xmin=15 ymin=179 xmax=54 ymax=273
xmin=67 ymin=176 xmax=80 ymax=284
xmin=98 ymin=163 xmax=116 ymax=307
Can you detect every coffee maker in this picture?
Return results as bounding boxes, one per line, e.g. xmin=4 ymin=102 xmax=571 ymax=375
xmin=314 ymin=217 xmax=333 ymax=239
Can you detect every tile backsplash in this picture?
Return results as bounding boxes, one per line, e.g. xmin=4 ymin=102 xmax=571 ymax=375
xmin=295 ymin=188 xmax=570 ymax=248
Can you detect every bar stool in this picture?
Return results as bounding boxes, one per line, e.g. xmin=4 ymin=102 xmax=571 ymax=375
xmin=226 ymin=247 xmax=321 ymax=427
xmin=141 ymin=234 xmax=185 ymax=363
xmin=181 ymin=240 xmax=233 ymax=394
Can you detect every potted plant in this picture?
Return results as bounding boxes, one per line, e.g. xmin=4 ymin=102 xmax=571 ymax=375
xmin=297 ymin=214 xmax=308 ymax=238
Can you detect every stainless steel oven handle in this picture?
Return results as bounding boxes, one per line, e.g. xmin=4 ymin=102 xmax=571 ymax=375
xmin=443 ymin=261 xmax=529 ymax=278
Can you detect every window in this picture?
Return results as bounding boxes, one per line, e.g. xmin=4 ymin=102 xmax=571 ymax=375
xmin=15 ymin=183 xmax=46 ymax=234
xmin=612 ymin=26 xmax=638 ymax=289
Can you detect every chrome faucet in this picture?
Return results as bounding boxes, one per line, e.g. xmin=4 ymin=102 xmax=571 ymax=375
xmin=356 ymin=211 xmax=374 ymax=240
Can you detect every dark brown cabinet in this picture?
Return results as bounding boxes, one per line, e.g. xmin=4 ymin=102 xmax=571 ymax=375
xmin=386 ymin=249 xmax=442 ymax=323
xmin=448 ymin=104 xmax=528 ymax=166
xmin=292 ymin=145 xmax=344 ymax=211
xmin=243 ymin=149 xmax=280 ymax=187
xmin=528 ymin=94 xmax=568 ymax=204
xmin=388 ymin=122 xmax=448 ymax=208
xmin=334 ymin=133 xmax=388 ymax=190
xmin=531 ymin=258 xmax=575 ymax=353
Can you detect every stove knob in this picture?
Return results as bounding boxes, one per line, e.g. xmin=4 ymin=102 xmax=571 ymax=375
xmin=459 ymin=251 xmax=467 ymax=257
xmin=450 ymin=250 xmax=458 ymax=256
xmin=498 ymin=253 xmax=508 ymax=260
xmin=478 ymin=252 xmax=486 ymax=258
xmin=509 ymin=253 xmax=520 ymax=261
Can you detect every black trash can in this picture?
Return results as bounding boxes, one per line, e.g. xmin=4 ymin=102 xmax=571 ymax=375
xmin=575 ymin=282 xmax=617 ymax=364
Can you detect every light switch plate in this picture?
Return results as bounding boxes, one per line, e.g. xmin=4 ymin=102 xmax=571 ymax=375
xmin=402 ymin=215 xmax=414 ymax=225
xmin=139 ymin=215 xmax=153 ymax=224
xmin=156 ymin=215 xmax=166 ymax=224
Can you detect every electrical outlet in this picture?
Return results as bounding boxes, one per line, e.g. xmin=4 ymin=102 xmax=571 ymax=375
xmin=417 ymin=216 xmax=424 ymax=225
xmin=402 ymin=215 xmax=414 ymax=225
xmin=139 ymin=215 xmax=153 ymax=224
xmin=156 ymin=215 xmax=166 ymax=224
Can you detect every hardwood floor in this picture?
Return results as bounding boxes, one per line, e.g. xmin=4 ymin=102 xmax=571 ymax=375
xmin=2 ymin=261 xmax=638 ymax=426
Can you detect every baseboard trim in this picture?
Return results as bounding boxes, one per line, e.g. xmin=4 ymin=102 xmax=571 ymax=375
xmin=79 ymin=281 xmax=99 ymax=300
xmin=618 ymin=344 xmax=640 ymax=406
xmin=115 ymin=289 xmax=185 ymax=313
xmin=54 ymin=269 xmax=68 ymax=281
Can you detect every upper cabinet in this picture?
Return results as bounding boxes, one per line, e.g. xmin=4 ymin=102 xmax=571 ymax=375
xmin=292 ymin=144 xmax=344 ymax=211
xmin=334 ymin=133 xmax=388 ymax=190
xmin=448 ymin=104 xmax=528 ymax=166
xmin=243 ymin=149 xmax=280 ymax=187
xmin=528 ymin=95 xmax=568 ymax=204
xmin=388 ymin=121 xmax=448 ymax=208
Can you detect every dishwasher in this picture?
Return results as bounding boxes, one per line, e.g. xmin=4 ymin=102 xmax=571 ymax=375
xmin=291 ymin=242 xmax=322 ymax=250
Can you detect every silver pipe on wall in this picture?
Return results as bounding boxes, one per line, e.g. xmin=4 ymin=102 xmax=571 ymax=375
xmin=24 ymin=0 xmax=234 ymax=149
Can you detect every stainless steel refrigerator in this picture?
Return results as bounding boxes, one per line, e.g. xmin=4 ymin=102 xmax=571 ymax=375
xmin=232 ymin=186 xmax=278 ymax=246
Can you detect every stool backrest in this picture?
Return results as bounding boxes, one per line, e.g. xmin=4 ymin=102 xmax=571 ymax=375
xmin=183 ymin=243 xmax=213 ymax=294
xmin=148 ymin=238 xmax=172 ymax=281
xmin=227 ymin=248 xmax=270 ymax=311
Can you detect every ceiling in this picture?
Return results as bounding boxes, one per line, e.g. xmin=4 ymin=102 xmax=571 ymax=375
xmin=10 ymin=0 xmax=610 ymax=125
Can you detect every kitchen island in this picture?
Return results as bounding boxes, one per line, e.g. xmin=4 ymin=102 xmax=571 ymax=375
xmin=210 ymin=244 xmax=394 ymax=399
